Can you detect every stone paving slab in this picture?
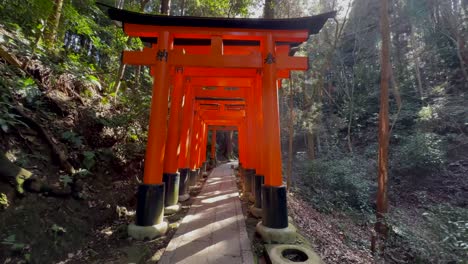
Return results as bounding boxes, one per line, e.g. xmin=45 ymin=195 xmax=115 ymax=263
xmin=159 ymin=162 xmax=254 ymax=264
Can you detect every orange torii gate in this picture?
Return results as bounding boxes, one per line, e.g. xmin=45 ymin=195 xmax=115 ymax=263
xmin=175 ymin=76 xmax=252 ymax=205
xmin=192 ymin=81 xmax=262 ymax=209
xmin=101 ymin=4 xmax=335 ymax=241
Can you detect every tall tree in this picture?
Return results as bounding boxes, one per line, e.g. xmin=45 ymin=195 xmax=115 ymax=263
xmin=286 ymin=79 xmax=294 ymax=192
xmin=374 ymin=0 xmax=391 ymax=255
xmin=224 ymin=131 xmax=234 ymax=160
xmin=114 ymin=0 xmax=151 ymax=101
xmin=44 ymin=0 xmax=64 ymax=46
xmin=264 ymin=0 xmax=274 ymax=18
xmin=160 ymin=0 xmax=171 ymax=14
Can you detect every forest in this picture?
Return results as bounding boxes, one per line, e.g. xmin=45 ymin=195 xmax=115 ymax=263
xmin=0 ymin=0 xmax=467 ymax=263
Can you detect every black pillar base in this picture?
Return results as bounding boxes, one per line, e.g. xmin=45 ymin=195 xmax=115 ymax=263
xmin=189 ymin=169 xmax=198 ymax=187
xmin=178 ymin=168 xmax=190 ymax=196
xmin=254 ymin=174 xmax=264 ymax=208
xmin=136 ymin=183 xmax=165 ymax=226
xmin=262 ymin=185 xmax=288 ymax=229
xmin=244 ymin=169 xmax=256 ymax=194
xmin=162 ymin=172 xmax=180 ymax=206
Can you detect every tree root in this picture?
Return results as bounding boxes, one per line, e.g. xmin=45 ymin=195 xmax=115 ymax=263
xmin=0 ymin=152 xmax=32 ymax=193
xmin=24 ymin=178 xmax=73 ymax=197
xmin=0 ymin=152 xmax=74 ymax=197
xmin=12 ymin=105 xmax=75 ymax=174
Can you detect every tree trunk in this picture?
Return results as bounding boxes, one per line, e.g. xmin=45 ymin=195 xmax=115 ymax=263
xmin=113 ymin=62 xmax=127 ymax=102
xmin=115 ymin=0 xmax=124 ymax=9
xmin=45 ymin=0 xmax=64 ymax=46
xmin=181 ymin=0 xmax=186 ymax=15
xmin=140 ymin=0 xmax=150 ymax=11
xmin=287 ymin=80 xmax=294 ymax=192
xmin=114 ymin=0 xmax=151 ymax=102
xmin=410 ymin=25 xmax=424 ymax=99
xmin=224 ymin=131 xmax=234 ymax=160
xmin=455 ymin=35 xmax=468 ymax=85
xmin=264 ymin=0 xmax=274 ymax=18
xmin=373 ymin=0 xmax=391 ymax=256
xmin=135 ymin=65 xmax=141 ymax=89
xmin=160 ymin=0 xmax=171 ymax=14
xmin=306 ymin=132 xmax=315 ymax=160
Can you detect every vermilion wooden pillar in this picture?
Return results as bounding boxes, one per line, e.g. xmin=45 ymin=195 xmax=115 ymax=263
xmin=164 ymin=68 xmax=184 ymax=174
xmin=261 ymin=33 xmax=288 ymax=229
xmin=197 ymin=119 xmax=204 ymax=168
xmin=254 ymin=74 xmax=265 ymax=177
xmin=136 ymin=31 xmax=171 ymax=227
xmin=200 ymin=122 xmax=208 ymax=168
xmin=177 ymin=81 xmax=194 ymax=201
xmin=162 ymin=67 xmax=184 ymax=209
xmin=244 ymin=84 xmax=257 ymax=199
xmin=252 ymin=73 xmax=265 ymax=213
xmin=200 ymin=122 xmax=208 ymax=175
xmin=188 ymin=113 xmax=201 ymax=186
xmin=196 ymin=121 xmax=204 ymax=169
xmin=238 ymin=121 xmax=247 ymax=189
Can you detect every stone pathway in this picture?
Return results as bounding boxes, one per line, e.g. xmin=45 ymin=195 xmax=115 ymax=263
xmin=159 ymin=162 xmax=254 ymax=264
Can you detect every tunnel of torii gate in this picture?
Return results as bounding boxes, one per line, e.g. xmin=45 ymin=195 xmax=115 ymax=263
xmin=102 ymin=4 xmax=335 ymax=240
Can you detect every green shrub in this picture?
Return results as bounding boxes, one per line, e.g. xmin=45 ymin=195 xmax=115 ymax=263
xmin=391 ymin=133 xmax=446 ymax=176
xmin=302 ymin=154 xmax=374 ymax=212
xmin=388 ymin=204 xmax=468 ymax=263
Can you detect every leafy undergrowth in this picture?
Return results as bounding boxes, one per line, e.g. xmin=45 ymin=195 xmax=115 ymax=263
xmin=288 ymin=194 xmax=374 ymax=264
xmin=0 ymin=21 xmax=171 ymax=263
xmin=288 ymin=146 xmax=468 ymax=264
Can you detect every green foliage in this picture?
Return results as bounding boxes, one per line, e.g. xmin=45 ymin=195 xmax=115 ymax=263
xmin=388 ymin=205 xmax=468 ymax=263
xmin=183 ymin=0 xmax=253 ymax=17
xmin=0 ymin=0 xmax=53 ymax=33
xmin=82 ymin=151 xmax=95 ymax=170
xmin=1 ymin=235 xmax=26 ymax=251
xmin=61 ymin=131 xmax=83 ymax=148
xmin=50 ymin=224 xmax=66 ymax=234
xmin=50 ymin=224 xmax=67 ymax=245
xmin=17 ymin=77 xmax=41 ymax=104
xmin=0 ymin=72 xmax=29 ymax=133
xmin=303 ymin=154 xmax=374 ymax=212
xmin=0 ymin=105 xmax=25 ymax=133
xmin=59 ymin=175 xmax=73 ymax=186
xmin=391 ymin=133 xmax=446 ymax=176
xmin=427 ymin=205 xmax=468 ymax=254
xmin=0 ymin=193 xmax=9 ymax=209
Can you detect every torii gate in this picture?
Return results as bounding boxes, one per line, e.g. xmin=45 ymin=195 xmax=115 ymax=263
xmin=101 ymin=4 xmax=335 ymax=241
xmin=185 ymin=77 xmax=266 ymax=216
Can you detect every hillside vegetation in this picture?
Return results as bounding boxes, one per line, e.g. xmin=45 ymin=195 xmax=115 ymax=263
xmin=0 ymin=0 xmax=467 ymax=263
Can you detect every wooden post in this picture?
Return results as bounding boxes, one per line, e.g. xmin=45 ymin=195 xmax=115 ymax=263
xmin=189 ymin=113 xmax=201 ymax=170
xmin=199 ymin=122 xmax=208 ymax=166
xmin=163 ymin=67 xmax=184 ymax=174
xmin=247 ymin=81 xmax=257 ymax=171
xmin=178 ymin=81 xmax=194 ymax=170
xmin=255 ymin=74 xmax=264 ymax=176
xmin=143 ymin=31 xmax=171 ymax=184
xmin=262 ymin=33 xmax=282 ymax=187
